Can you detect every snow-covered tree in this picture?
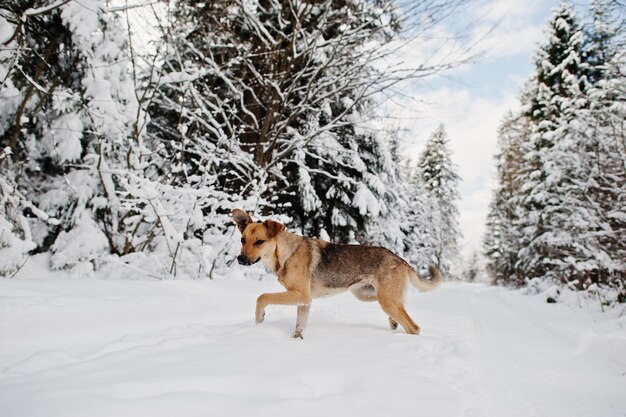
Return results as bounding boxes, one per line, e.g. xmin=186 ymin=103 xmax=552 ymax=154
xmin=464 ymin=250 xmax=482 ymax=283
xmin=486 ymin=2 xmax=625 ymax=301
xmin=0 ymin=0 xmax=143 ymax=271
xmin=400 ymin=161 xmax=438 ymax=272
xmin=483 ymin=110 xmax=529 ymax=286
xmin=0 ymin=148 xmax=38 ymax=276
xmin=149 ymin=0 xmax=455 ymax=246
xmin=149 ymin=1 xmax=398 ymax=242
xmin=585 ymin=0 xmax=623 ymax=85
xmin=1 ymin=1 xmax=260 ymax=277
xmin=581 ymin=0 xmax=626 ymax=294
xmin=416 ymin=124 xmax=461 ymax=276
xmin=514 ymin=2 xmax=592 ymax=283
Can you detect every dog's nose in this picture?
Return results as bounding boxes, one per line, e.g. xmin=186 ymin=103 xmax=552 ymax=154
xmin=237 ymin=254 xmax=250 ymax=265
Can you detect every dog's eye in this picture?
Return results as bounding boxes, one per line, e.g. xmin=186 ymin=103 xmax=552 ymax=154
xmin=240 ymin=237 xmax=245 ymax=244
xmin=255 ymin=240 xmax=265 ymax=246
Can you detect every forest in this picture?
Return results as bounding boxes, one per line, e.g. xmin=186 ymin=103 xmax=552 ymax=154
xmin=0 ymin=0 xmax=624 ymax=304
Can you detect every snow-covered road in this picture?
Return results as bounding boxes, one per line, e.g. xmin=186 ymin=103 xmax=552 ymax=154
xmin=1 ymin=276 xmax=624 ymax=417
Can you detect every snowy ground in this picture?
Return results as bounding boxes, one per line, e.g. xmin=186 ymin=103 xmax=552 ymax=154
xmin=1 ymin=259 xmax=625 ymax=417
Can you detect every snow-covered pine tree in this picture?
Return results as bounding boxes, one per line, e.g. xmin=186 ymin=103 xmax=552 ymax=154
xmin=513 ymin=2 xmax=592 ymax=284
xmin=0 ymin=1 xmax=143 ymax=271
xmin=416 ymin=124 xmax=461 ymax=277
xmin=579 ymin=0 xmax=626 ymax=296
xmin=0 ymin=148 xmax=38 ymax=276
xmin=400 ymin=160 xmax=438 ymax=273
xmin=483 ymin=110 xmax=529 ymax=286
xmin=292 ymin=114 xmax=407 ymax=248
xmin=496 ymin=2 xmax=625 ymax=300
xmin=287 ymin=112 xmax=399 ymax=244
xmin=464 ymin=250 xmax=481 ymax=282
xmin=354 ymin=130 xmax=406 ymax=252
xmin=584 ymin=0 xmax=622 ymax=85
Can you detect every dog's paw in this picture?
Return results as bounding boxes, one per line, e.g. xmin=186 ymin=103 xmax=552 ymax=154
xmin=388 ymin=317 xmax=398 ymax=330
xmin=255 ymin=310 xmax=265 ymax=324
xmin=407 ymin=325 xmax=420 ymax=335
xmin=292 ymin=330 xmax=303 ymax=339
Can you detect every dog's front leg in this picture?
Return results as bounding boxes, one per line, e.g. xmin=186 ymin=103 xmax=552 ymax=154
xmin=255 ymin=298 xmax=266 ymax=324
xmin=255 ymin=290 xmax=309 ymax=325
xmin=293 ymin=304 xmax=311 ymax=339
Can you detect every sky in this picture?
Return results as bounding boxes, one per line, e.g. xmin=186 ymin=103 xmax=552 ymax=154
xmin=387 ymin=0 xmax=571 ymax=262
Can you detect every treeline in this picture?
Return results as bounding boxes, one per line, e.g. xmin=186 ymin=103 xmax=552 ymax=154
xmin=0 ymin=0 xmax=462 ymax=278
xmin=484 ymin=2 xmax=626 ymax=303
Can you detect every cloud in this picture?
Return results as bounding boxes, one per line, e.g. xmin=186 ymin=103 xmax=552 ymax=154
xmin=471 ymin=23 xmax=544 ymax=59
xmin=448 ymin=0 xmax=553 ymax=65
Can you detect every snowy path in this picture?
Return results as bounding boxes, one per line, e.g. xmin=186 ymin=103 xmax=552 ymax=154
xmin=1 ymin=277 xmax=625 ymax=417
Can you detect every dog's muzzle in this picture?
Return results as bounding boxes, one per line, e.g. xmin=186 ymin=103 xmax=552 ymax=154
xmin=237 ymin=254 xmax=260 ymax=266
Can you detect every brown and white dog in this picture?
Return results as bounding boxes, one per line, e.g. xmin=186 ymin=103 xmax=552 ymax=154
xmin=232 ymin=208 xmax=442 ymax=338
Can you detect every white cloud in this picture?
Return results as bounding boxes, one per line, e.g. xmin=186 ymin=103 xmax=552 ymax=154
xmin=472 ymin=23 xmax=544 ymax=59
xmin=463 ymin=0 xmax=554 ymax=62
xmin=475 ymin=0 xmax=550 ymax=22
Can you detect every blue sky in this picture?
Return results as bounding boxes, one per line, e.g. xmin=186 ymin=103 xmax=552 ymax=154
xmin=389 ymin=0 xmax=584 ymax=261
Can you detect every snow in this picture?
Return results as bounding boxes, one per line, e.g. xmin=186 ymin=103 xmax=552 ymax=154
xmin=0 ymin=15 xmax=13 ymax=44
xmin=50 ymin=213 xmax=109 ymax=270
xmin=42 ymin=112 xmax=84 ymax=162
xmin=0 ymin=215 xmax=36 ymax=275
xmin=1 ymin=259 xmax=625 ymax=417
xmin=353 ymin=184 xmax=381 ymax=216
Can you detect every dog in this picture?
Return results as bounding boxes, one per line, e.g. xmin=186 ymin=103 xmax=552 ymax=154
xmin=232 ymin=208 xmax=442 ymax=338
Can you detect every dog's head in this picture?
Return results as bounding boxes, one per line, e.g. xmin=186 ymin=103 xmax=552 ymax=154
xmin=232 ymin=209 xmax=285 ymax=266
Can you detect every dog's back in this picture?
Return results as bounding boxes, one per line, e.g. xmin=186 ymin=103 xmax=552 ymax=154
xmin=311 ymin=241 xmax=403 ymax=286
xmin=309 ymin=240 xmax=441 ymax=293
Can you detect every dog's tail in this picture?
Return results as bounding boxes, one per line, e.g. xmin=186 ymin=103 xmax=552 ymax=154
xmin=408 ymin=265 xmax=443 ymax=292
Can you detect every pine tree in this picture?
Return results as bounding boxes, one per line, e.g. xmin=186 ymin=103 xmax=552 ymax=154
xmin=585 ymin=0 xmax=621 ymax=85
xmin=416 ymin=124 xmax=461 ymax=276
xmin=0 ymin=148 xmax=37 ymax=276
xmin=487 ymin=2 xmax=625 ymax=301
xmin=515 ymin=2 xmax=591 ymax=283
xmin=464 ymin=250 xmax=481 ymax=283
xmin=401 ymin=162 xmax=438 ymax=272
xmin=581 ymin=0 xmax=626 ymax=295
xmin=483 ymin=111 xmax=528 ymax=286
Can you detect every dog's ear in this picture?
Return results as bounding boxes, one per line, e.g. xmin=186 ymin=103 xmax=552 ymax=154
xmin=232 ymin=209 xmax=253 ymax=233
xmin=263 ymin=220 xmax=285 ymax=238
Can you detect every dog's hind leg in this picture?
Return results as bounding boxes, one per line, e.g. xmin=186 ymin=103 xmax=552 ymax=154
xmin=352 ymin=284 xmax=399 ymax=330
xmin=376 ymin=282 xmax=420 ymax=335
xmin=378 ymin=298 xmax=419 ymax=334
xmin=293 ymin=304 xmax=311 ymax=339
